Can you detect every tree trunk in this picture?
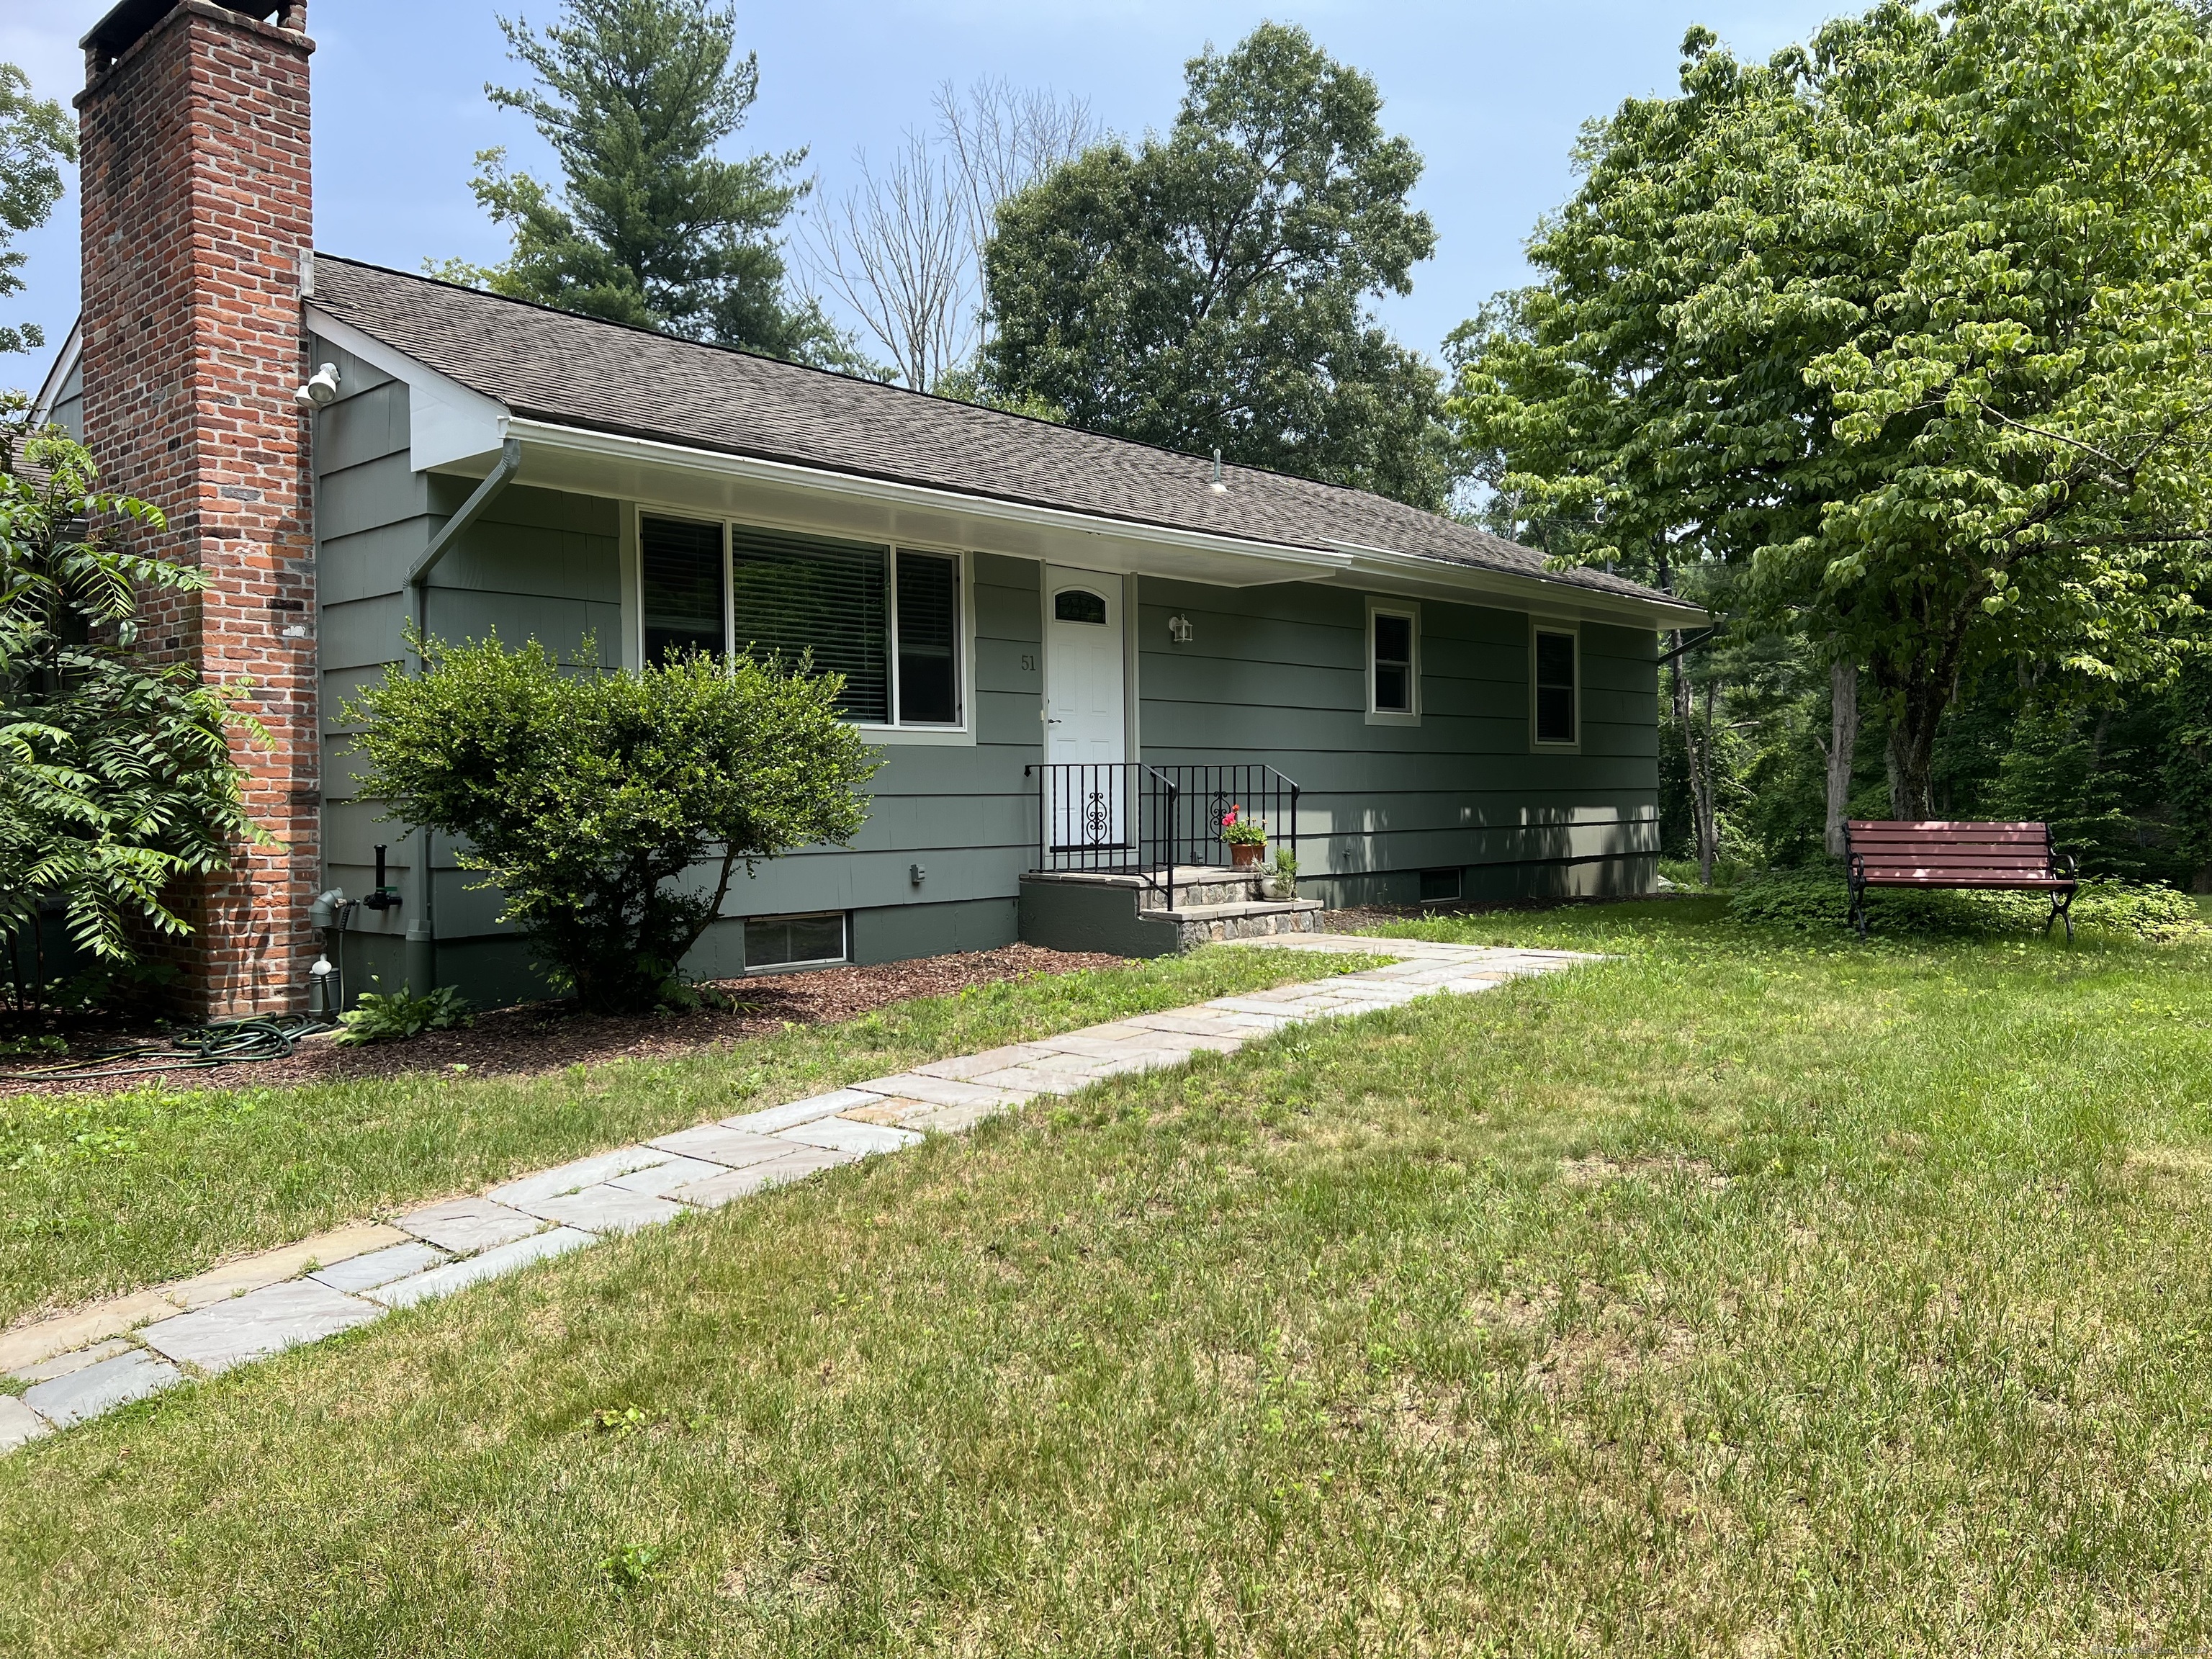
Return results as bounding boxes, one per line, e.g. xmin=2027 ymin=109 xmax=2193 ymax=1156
xmin=1693 ymin=676 xmax=1721 ymax=884
xmin=1886 ymin=678 xmax=1946 ymax=819
xmin=1825 ymin=657 xmax=1859 ymax=857
xmin=1676 ymin=659 xmax=1719 ymax=885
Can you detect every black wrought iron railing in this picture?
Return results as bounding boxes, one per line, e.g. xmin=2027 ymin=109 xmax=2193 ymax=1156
xmin=1024 ymin=761 xmax=1301 ymax=913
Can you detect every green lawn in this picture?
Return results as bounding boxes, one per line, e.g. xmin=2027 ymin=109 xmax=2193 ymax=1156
xmin=0 ymin=947 xmax=1374 ymax=1328
xmin=7 ymin=902 xmax=2212 ymax=1652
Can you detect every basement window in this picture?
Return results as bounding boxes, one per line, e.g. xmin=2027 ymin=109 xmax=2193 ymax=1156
xmin=1419 ymin=868 xmax=1463 ymax=904
xmin=743 ymin=912 xmax=848 ymax=971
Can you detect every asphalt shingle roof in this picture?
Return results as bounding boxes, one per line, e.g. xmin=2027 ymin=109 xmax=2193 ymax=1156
xmin=309 ymin=256 xmax=1681 ymax=611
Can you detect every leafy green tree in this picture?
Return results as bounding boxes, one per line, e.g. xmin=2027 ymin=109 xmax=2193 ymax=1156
xmin=0 ymin=63 xmax=75 ymax=356
xmin=346 ymin=636 xmax=880 ymax=1014
xmin=981 ymin=23 xmax=1452 ymax=509
xmin=0 ymin=401 xmax=267 ymax=996
xmin=449 ymin=0 xmax=855 ymax=365
xmin=1455 ymin=0 xmax=2212 ymax=819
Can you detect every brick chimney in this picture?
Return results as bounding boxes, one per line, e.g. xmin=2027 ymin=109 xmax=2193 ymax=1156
xmin=75 ymin=0 xmax=318 ymax=1017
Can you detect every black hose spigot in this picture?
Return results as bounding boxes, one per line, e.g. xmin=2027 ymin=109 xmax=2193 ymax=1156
xmin=363 ymin=842 xmax=403 ymax=912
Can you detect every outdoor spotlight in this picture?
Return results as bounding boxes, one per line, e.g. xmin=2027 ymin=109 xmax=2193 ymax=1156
xmin=293 ymin=361 xmax=341 ymax=410
xmin=307 ymin=955 xmax=338 ymax=1018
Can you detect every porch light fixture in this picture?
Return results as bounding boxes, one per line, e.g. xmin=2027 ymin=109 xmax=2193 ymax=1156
xmin=1168 ymin=614 xmax=1193 ymax=644
xmin=294 ymin=361 xmax=340 ymax=410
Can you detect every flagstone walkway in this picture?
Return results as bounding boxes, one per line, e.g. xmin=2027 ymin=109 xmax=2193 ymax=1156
xmin=0 ymin=935 xmax=1588 ymax=1454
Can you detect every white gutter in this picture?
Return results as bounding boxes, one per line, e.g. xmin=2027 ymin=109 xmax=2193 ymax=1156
xmin=501 ymin=417 xmax=1359 ymax=578
xmin=504 ymin=418 xmax=1704 ymax=628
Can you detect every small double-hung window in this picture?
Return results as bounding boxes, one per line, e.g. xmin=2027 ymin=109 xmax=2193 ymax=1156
xmin=1532 ymin=626 xmax=1578 ymax=747
xmin=639 ymin=515 xmax=963 ymax=729
xmin=1368 ymin=603 xmax=1419 ymax=721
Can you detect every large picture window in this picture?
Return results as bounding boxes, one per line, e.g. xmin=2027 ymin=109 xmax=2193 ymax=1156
xmin=1534 ymin=626 xmax=1578 ymax=745
xmin=638 ymin=515 xmax=963 ymax=729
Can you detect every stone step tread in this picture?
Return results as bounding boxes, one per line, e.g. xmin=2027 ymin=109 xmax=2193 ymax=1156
xmin=1143 ymin=899 xmax=1323 ymax=920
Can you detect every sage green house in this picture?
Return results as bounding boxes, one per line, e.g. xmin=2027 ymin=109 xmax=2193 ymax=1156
xmin=45 ymin=255 xmax=1701 ymax=1004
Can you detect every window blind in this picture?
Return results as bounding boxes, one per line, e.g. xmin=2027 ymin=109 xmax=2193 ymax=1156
xmin=640 ymin=516 xmax=726 ymax=665
xmin=728 ymin=526 xmax=890 ymax=722
xmin=896 ymin=551 xmax=960 ymax=724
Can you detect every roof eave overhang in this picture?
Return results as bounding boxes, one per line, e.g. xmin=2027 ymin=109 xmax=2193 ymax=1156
xmin=501 ymin=419 xmax=1704 ymax=626
xmin=503 ymin=416 xmax=1360 ymax=589
xmin=305 ymin=302 xmax=1699 ymax=625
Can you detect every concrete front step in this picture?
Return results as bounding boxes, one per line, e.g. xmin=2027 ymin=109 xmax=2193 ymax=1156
xmin=1017 ymin=871 xmax=1318 ymax=956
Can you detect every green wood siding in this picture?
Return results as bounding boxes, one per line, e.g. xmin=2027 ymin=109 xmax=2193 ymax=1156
xmin=307 ymin=333 xmax=1041 ymax=991
xmin=1136 ymin=576 xmax=1658 ymax=904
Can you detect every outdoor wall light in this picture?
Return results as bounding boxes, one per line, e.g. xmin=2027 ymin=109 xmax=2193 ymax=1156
xmin=1168 ymin=614 xmax=1194 ymax=644
xmin=293 ymin=362 xmax=340 ymax=410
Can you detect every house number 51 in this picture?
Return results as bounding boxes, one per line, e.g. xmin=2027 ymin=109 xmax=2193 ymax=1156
xmin=1020 ymin=653 xmax=1037 ymax=672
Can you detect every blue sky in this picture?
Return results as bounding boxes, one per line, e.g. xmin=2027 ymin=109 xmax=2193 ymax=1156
xmin=4 ymin=0 xmax=1840 ymax=387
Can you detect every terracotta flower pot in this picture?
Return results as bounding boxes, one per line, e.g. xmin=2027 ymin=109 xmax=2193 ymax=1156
xmin=1230 ymin=841 xmax=1264 ymax=868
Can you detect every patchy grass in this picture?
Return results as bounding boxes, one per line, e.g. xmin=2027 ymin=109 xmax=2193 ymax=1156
xmin=0 ymin=946 xmax=1377 ymax=1327
xmin=4 ymin=902 xmax=2212 ymax=1651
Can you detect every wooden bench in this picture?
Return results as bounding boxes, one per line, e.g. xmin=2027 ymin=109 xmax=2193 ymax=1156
xmin=1843 ymin=820 xmax=2080 ymax=939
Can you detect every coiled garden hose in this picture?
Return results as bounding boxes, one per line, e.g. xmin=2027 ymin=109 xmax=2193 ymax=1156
xmin=12 ymin=1012 xmax=335 ymax=1083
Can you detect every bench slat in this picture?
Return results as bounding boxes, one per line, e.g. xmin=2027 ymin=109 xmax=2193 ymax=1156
xmin=1863 ymin=876 xmax=2074 ymax=890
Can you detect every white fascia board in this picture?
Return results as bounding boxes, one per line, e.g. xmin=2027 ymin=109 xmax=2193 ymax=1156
xmin=30 ymin=319 xmax=82 ymax=427
xmin=1323 ymin=539 xmax=1709 ymax=630
xmin=302 ymin=305 xmax=510 ymax=472
xmin=503 ymin=417 xmax=1359 ymax=585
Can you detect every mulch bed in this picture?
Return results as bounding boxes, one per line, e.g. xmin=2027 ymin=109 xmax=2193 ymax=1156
xmin=0 ymin=944 xmax=1127 ymax=1098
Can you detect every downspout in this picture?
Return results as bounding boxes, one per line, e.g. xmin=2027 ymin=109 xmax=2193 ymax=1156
xmin=400 ymin=436 xmax=521 ymax=994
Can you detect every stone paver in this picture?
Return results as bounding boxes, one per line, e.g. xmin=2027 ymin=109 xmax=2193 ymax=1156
xmin=1 ymin=935 xmax=1589 ymax=1453
xmin=310 ymin=1242 xmax=449 ymax=1294
xmin=845 ymin=1074 xmax=1029 ymax=1110
xmin=140 ymin=1280 xmax=385 ymax=1375
xmin=395 ymin=1197 xmax=547 ymax=1254
xmin=524 ymin=1185 xmax=689 ymax=1235
xmin=607 ymin=1154 xmax=730 ymax=1197
xmin=775 ymin=1118 xmax=924 ymax=1156
xmin=670 ymin=1147 xmax=856 ymax=1208
xmin=489 ymin=1147 xmax=674 ymax=1208
xmin=0 ymin=1396 xmax=50 ymax=1452
xmin=369 ymin=1227 xmax=596 ymax=1309
xmin=12 ymin=1338 xmax=132 ymax=1384
xmin=723 ymin=1089 xmax=883 ymax=1134
xmin=645 ymin=1124 xmax=793 ymax=1165
xmin=24 ymin=1350 xmax=182 ymax=1427
xmin=162 ymin=1224 xmax=410 ymax=1311
xmin=0 ymin=1290 xmax=184 ymax=1375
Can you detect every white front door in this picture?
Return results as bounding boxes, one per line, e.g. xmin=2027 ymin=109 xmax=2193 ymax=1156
xmin=1044 ymin=567 xmax=1126 ymax=851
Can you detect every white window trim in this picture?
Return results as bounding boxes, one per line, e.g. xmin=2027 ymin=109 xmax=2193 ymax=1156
xmin=625 ymin=505 xmax=976 ymax=746
xmin=1365 ymin=596 xmax=1421 ymax=727
xmin=1529 ymin=616 xmax=1582 ymax=751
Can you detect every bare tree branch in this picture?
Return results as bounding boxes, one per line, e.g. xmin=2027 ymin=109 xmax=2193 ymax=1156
xmin=798 ymin=78 xmax=1102 ymax=392
xmin=803 ymin=132 xmax=973 ymax=391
